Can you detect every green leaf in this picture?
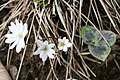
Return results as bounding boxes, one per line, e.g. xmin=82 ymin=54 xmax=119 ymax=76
xmin=88 ymin=44 xmax=111 ymax=61
xmin=99 ymin=30 xmax=116 ymax=46
xmin=80 ymin=25 xmax=101 ymax=45
xmin=80 ymin=25 xmax=116 ymax=61
xmin=42 ymin=0 xmax=49 ymax=7
xmin=33 ymin=0 xmax=50 ymax=7
xmin=33 ymin=0 xmax=38 ymax=2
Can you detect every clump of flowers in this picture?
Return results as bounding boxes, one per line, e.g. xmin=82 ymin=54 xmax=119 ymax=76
xmin=5 ymin=19 xmax=72 ymax=63
xmin=58 ymin=37 xmax=72 ymax=52
xmin=33 ymin=39 xmax=55 ymax=63
xmin=5 ymin=19 xmax=28 ymax=53
xmin=33 ymin=37 xmax=72 ymax=63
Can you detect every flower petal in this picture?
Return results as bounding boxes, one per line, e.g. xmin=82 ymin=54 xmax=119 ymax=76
xmin=5 ymin=34 xmax=16 ymax=38
xmin=65 ymin=39 xmax=69 ymax=44
xmin=49 ymin=49 xmax=55 ymax=54
xmin=16 ymin=40 xmax=22 ymax=53
xmin=44 ymin=41 xmax=48 ymax=45
xmin=19 ymin=38 xmax=25 ymax=48
xmin=63 ymin=47 xmax=68 ymax=52
xmin=63 ymin=37 xmax=66 ymax=41
xmin=24 ymin=23 xmax=28 ymax=29
xmin=47 ymin=52 xmax=54 ymax=59
xmin=58 ymin=46 xmax=63 ymax=50
xmin=15 ymin=19 xmax=21 ymax=30
xmin=67 ymin=43 xmax=72 ymax=47
xmin=48 ymin=43 xmax=55 ymax=48
xmin=10 ymin=22 xmax=19 ymax=34
xmin=19 ymin=20 xmax=24 ymax=33
xmin=58 ymin=38 xmax=63 ymax=42
xmin=40 ymin=53 xmax=48 ymax=62
xmin=36 ymin=39 xmax=43 ymax=47
xmin=5 ymin=37 xmax=17 ymax=43
xmin=15 ymin=19 xmax=19 ymax=26
xmin=33 ymin=48 xmax=41 ymax=55
xmin=10 ymin=39 xmax=19 ymax=49
xmin=22 ymin=23 xmax=28 ymax=37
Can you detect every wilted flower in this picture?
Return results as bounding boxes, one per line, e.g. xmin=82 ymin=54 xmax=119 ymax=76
xmin=33 ymin=39 xmax=55 ymax=63
xmin=58 ymin=37 xmax=72 ymax=52
xmin=5 ymin=19 xmax=28 ymax=53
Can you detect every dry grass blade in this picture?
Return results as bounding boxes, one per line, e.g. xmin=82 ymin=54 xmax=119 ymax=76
xmin=99 ymin=0 xmax=120 ymax=35
xmin=55 ymin=0 xmax=71 ymax=39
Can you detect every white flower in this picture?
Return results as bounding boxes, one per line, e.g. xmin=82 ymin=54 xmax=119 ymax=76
xmin=58 ymin=37 xmax=72 ymax=52
xmin=5 ymin=19 xmax=28 ymax=53
xmin=33 ymin=40 xmax=55 ymax=63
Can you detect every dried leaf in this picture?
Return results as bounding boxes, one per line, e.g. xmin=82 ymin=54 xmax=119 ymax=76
xmin=0 ymin=61 xmax=12 ymax=80
xmin=9 ymin=65 xmax=17 ymax=80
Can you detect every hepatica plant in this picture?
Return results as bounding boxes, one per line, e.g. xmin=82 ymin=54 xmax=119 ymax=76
xmin=58 ymin=37 xmax=72 ymax=52
xmin=33 ymin=37 xmax=72 ymax=63
xmin=5 ymin=19 xmax=28 ymax=53
xmin=33 ymin=39 xmax=55 ymax=63
xmin=80 ymin=25 xmax=116 ymax=61
xmin=5 ymin=18 xmax=72 ymax=64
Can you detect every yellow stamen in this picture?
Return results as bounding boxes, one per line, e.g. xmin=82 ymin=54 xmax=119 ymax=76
xmin=18 ymin=33 xmax=23 ymax=39
xmin=60 ymin=42 xmax=65 ymax=46
xmin=43 ymin=46 xmax=48 ymax=52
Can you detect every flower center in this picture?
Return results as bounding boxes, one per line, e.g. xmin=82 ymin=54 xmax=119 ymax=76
xmin=60 ymin=42 xmax=65 ymax=46
xmin=18 ymin=33 xmax=23 ymax=39
xmin=43 ymin=46 xmax=48 ymax=52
